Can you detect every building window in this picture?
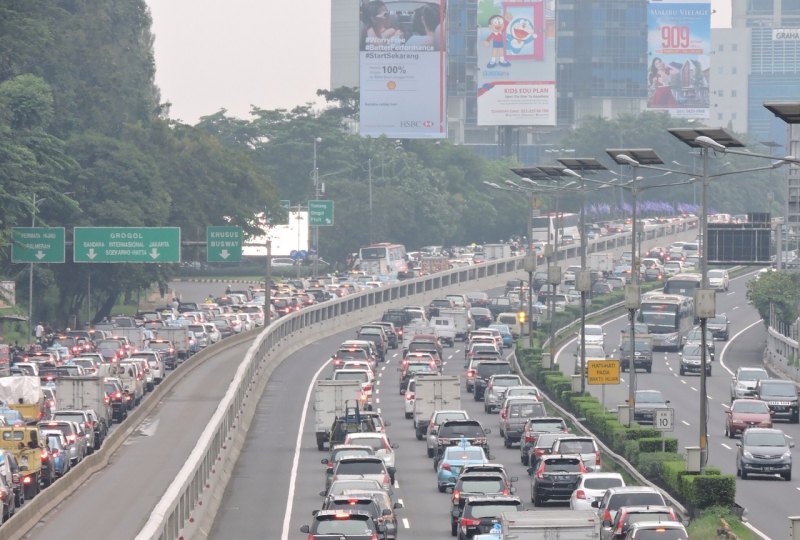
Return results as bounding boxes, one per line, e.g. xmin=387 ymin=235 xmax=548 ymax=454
xmin=718 ymin=44 xmax=724 ymax=52
xmin=717 ymin=112 xmax=724 ymax=120
xmin=718 ymin=89 xmax=725 ymax=97
xmin=731 ymin=89 xmax=737 ymax=97
xmin=731 ymin=66 xmax=737 ymax=74
xmin=732 ymin=43 xmax=738 ymax=51
xmin=732 ymin=112 xmax=737 ymax=120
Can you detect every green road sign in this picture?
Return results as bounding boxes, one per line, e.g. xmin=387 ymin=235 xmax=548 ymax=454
xmin=11 ymin=227 xmax=65 ymax=263
xmin=308 ymin=200 xmax=334 ymax=226
xmin=207 ymin=226 xmax=242 ymax=262
xmin=74 ymin=227 xmax=181 ymax=263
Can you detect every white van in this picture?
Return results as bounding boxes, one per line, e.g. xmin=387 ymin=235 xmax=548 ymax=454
xmin=118 ymin=361 xmax=145 ymax=405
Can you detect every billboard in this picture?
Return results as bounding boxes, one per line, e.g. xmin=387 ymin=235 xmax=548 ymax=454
xmin=646 ymin=1 xmax=711 ymax=118
xmin=476 ymin=0 xmax=556 ymax=126
xmin=358 ymin=0 xmax=446 ymax=139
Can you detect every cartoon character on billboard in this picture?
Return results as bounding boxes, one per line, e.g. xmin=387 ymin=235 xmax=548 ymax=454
xmin=506 ymin=16 xmax=536 ymax=55
xmin=484 ymin=13 xmax=513 ymax=67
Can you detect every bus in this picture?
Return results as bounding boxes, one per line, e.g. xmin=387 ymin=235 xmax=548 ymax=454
xmin=356 ymin=243 xmax=408 ymax=279
xmin=637 ymin=293 xmax=695 ymax=350
xmin=663 ymin=273 xmax=702 ymax=297
xmin=530 ymin=213 xmax=580 ymax=245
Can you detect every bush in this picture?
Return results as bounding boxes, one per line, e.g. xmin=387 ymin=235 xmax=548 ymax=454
xmin=682 ymin=474 xmax=736 ymax=509
xmin=623 ymin=440 xmax=640 ymax=465
xmin=661 ymin=460 xmax=686 ymax=493
xmin=639 ymin=437 xmax=678 ymax=453
xmin=637 ymin=452 xmax=684 ymax=479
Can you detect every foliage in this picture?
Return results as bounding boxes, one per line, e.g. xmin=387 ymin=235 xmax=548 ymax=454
xmin=746 ymin=270 xmax=800 ymax=324
xmin=686 ymin=507 xmax=757 ymax=540
xmin=639 ymin=437 xmax=678 ymax=453
xmin=682 ymin=473 xmax=736 ymax=509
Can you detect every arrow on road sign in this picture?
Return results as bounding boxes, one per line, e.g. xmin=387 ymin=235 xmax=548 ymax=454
xmin=219 ymin=249 xmax=230 ymax=260
xmin=150 ymin=248 xmax=160 ymax=259
xmin=35 ymin=251 xmax=46 ymax=260
xmin=87 ymin=248 xmax=97 ymax=260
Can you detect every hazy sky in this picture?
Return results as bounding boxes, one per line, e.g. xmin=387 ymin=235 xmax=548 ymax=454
xmin=147 ymin=0 xmax=732 ymax=125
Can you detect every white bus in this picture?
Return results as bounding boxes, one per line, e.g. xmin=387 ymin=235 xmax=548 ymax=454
xmin=663 ymin=273 xmax=702 ymax=297
xmin=637 ymin=293 xmax=695 ymax=350
xmin=356 ymin=243 xmax=408 ymax=279
xmin=530 ymin=213 xmax=581 ymax=245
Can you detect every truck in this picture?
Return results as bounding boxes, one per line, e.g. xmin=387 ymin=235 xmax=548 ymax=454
xmin=428 ymin=317 xmax=457 ymax=347
xmin=154 ymin=325 xmax=192 ymax=360
xmin=484 ymin=510 xmax=601 ymax=539
xmin=438 ymin=307 xmax=473 ymax=341
xmin=54 ymin=376 xmax=113 ymax=431
xmin=588 ymin=252 xmax=614 ymax=276
xmin=0 ymin=376 xmax=47 ymax=424
xmin=313 ymin=380 xmax=362 ymax=451
xmin=412 ymin=375 xmax=460 ymax=440
xmin=0 ymin=426 xmax=44 ymax=499
xmin=484 ymin=243 xmax=512 ymax=260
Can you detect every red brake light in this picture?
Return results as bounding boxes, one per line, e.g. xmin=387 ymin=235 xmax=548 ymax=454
xmin=452 ymin=490 xmax=460 ymax=501
xmin=441 ymin=462 xmax=451 ymax=471
xmin=595 ymin=450 xmax=601 ymax=466
xmin=22 ymin=476 xmax=32 ymax=485
xmin=41 ymin=450 xmax=49 ymax=459
xmin=460 ymin=517 xmax=481 ymax=527
xmin=405 ymin=392 xmax=414 ymax=401
xmin=575 ymin=489 xmax=586 ymax=500
xmin=536 ymin=463 xmax=544 ymax=479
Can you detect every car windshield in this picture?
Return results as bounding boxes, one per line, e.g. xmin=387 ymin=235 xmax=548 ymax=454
xmin=510 ymin=403 xmax=544 ymax=417
xmin=584 ymin=346 xmax=606 ymax=358
xmin=347 ymin=437 xmax=386 ymax=451
xmin=336 ymin=461 xmax=385 ymax=475
xmin=585 ymin=327 xmax=603 ymax=336
xmin=732 ymin=401 xmax=769 ymax=414
xmin=632 ymin=528 xmax=687 ymax=539
xmin=315 ymin=518 xmax=372 ymax=535
xmin=610 ymin=493 xmax=665 ymax=510
xmin=682 ymin=346 xmax=703 ymax=357
xmin=760 ymin=382 xmax=796 ymax=397
xmin=738 ymin=369 xmax=768 ymax=381
xmin=440 ymin=423 xmax=485 ymax=438
xmin=708 ymin=270 xmax=725 ymax=278
xmin=544 ymin=459 xmax=582 ymax=472
xmin=745 ymin=432 xmax=787 ymax=447
xmin=444 ymin=449 xmax=485 ymax=461
xmin=328 ymin=480 xmax=382 ymax=496
xmin=636 ymin=392 xmax=665 ymax=403
xmin=468 ymin=502 xmax=520 ymax=518
xmin=334 ymin=372 xmax=368 ymax=383
xmin=709 ymin=316 xmax=727 ymax=324
xmin=622 ymin=340 xmax=652 ymax=351
xmin=434 ymin=412 xmax=468 ymax=423
xmin=557 ymin=440 xmax=596 ymax=453
xmin=529 ymin=421 xmax=566 ymax=432
xmin=53 ymin=413 xmax=85 ymax=424
xmin=46 ymin=435 xmax=65 ymax=450
xmin=584 ymin=476 xmax=624 ymax=490
xmin=459 ymin=478 xmax=504 ymax=493
xmin=477 ymin=364 xmax=510 ymax=377
xmin=492 ymin=376 xmax=521 ymax=386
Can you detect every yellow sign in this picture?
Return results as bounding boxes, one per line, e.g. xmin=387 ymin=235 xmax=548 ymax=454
xmin=532 ymin=196 xmax=541 ymax=209
xmin=587 ymin=359 xmax=621 ymax=385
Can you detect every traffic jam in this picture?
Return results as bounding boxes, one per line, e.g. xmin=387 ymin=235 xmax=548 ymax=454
xmin=0 ymin=290 xmax=268 ymax=526
xmin=301 ymin=287 xmax=687 ymax=540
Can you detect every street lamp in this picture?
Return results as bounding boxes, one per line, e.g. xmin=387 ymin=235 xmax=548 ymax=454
xmin=312 ymin=137 xmax=322 ymax=278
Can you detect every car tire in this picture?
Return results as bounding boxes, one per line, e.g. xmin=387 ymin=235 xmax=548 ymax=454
xmin=680 ymin=368 xmax=685 ymax=376
xmin=741 ymin=467 xmax=748 ymax=480
xmin=521 ymin=452 xmax=528 ymax=465
xmin=427 ymin=447 xmax=434 ymax=458
xmin=438 ymin=484 xmax=446 ymax=493
xmin=532 ymin=492 xmax=541 ymax=507
xmin=783 ymin=470 xmax=792 ymax=481
xmin=404 ymin=412 xmax=412 ymax=419
xmin=504 ymin=437 xmax=511 ymax=449
xmin=451 ymin=520 xmax=458 ymax=536
xmin=646 ymin=365 xmax=652 ymax=373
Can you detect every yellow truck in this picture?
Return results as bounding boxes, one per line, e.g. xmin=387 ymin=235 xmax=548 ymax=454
xmin=0 ymin=426 xmax=43 ymax=499
xmin=0 ymin=375 xmax=48 ymax=424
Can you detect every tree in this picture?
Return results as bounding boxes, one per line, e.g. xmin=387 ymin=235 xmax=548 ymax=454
xmin=746 ymin=271 xmax=800 ymax=325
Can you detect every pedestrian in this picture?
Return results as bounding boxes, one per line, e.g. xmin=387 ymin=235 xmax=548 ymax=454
xmin=34 ymin=322 xmax=44 ymax=343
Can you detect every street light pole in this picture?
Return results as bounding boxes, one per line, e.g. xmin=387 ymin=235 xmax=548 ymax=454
xmin=368 ymin=158 xmax=374 ymax=245
xmin=29 ymin=193 xmax=38 ymax=342
xmin=312 ymin=137 xmax=321 ymax=278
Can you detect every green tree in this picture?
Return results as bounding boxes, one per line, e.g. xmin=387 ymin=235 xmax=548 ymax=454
xmin=746 ymin=271 xmax=800 ymax=325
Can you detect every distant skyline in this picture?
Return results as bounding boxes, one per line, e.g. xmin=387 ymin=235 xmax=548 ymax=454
xmin=147 ymin=0 xmax=733 ymax=124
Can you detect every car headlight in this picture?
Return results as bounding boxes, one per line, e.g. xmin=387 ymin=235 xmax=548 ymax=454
xmin=743 ymin=450 xmax=753 ymax=459
xmin=783 ymin=450 xmax=792 ymax=460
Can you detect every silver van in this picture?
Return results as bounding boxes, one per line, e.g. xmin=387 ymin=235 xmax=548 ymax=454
xmin=499 ymin=397 xmax=546 ymax=448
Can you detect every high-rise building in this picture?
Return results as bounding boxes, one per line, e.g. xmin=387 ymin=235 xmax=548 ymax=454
xmin=708 ymin=28 xmax=750 ymax=134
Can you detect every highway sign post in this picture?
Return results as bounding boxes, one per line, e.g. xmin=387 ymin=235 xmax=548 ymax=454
xmin=74 ymin=227 xmax=181 ymax=263
xmin=207 ymin=226 xmax=242 ymax=262
xmin=587 ymin=360 xmax=620 ymax=385
xmin=11 ymin=227 xmax=66 ymax=263
xmin=654 ymin=408 xmax=674 ymax=431
xmin=308 ymin=200 xmax=334 ymax=226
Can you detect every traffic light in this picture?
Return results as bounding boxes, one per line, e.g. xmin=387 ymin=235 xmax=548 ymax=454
xmin=518 ymin=310 xmax=526 ymax=323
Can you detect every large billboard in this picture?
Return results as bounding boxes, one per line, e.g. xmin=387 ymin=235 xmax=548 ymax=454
xmin=359 ymin=0 xmax=446 ymax=139
xmin=476 ymin=0 xmax=556 ymax=126
xmin=646 ymin=1 xmax=711 ymax=118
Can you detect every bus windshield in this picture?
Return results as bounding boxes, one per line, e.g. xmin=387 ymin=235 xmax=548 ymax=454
xmin=664 ymin=279 xmax=699 ymax=296
xmin=639 ymin=304 xmax=678 ymax=328
xmin=359 ymin=247 xmax=387 ymax=259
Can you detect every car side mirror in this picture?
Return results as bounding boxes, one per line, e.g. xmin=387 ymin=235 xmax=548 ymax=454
xmin=509 ymin=487 xmax=516 ymax=494
xmin=791 ymin=442 xmax=796 ymax=448
xmin=382 ymin=508 xmax=392 ymax=516
xmin=446 ymin=486 xmax=454 ymax=494
xmin=430 ymin=429 xmax=438 ymax=435
xmin=391 ymin=443 xmax=399 ymax=449
xmin=384 ymin=421 xmax=391 ymax=427
xmin=665 ymin=400 xmax=671 ymax=404
xmin=319 ymin=490 xmax=327 ymax=497
xmin=510 ymin=476 xmax=519 ymax=483
xmin=526 ymin=467 xmax=535 ymax=476
xmin=724 ymin=411 xmax=731 ymax=416
xmin=300 ymin=525 xmax=310 ymax=533
xmin=394 ymin=501 xmax=403 ymax=509
xmin=602 ymin=520 xmax=612 ymax=528
xmin=591 ymin=500 xmax=600 ymax=508
xmin=484 ymin=428 xmax=491 ymax=435
xmin=320 ymin=458 xmax=328 ymax=464
xmin=312 ymin=510 xmax=319 ymax=516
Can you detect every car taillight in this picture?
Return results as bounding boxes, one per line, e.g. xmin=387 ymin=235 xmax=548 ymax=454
xmin=575 ymin=489 xmax=586 ymax=500
xmin=466 ymin=370 xmax=476 ymax=378
xmin=603 ymin=509 xmax=611 ymax=522
xmin=452 ymin=490 xmax=460 ymax=502
xmin=51 ymin=449 xmax=59 ymax=456
xmin=326 ymin=462 xmax=333 ymax=470
xmin=384 ymin=473 xmax=391 ymax=485
xmin=536 ymin=464 xmax=544 ymax=479
xmin=460 ymin=517 xmax=481 ymax=527
xmin=41 ymin=450 xmax=49 ymax=459
xmin=12 ymin=474 xmax=19 ymax=484
xmin=405 ymin=392 xmax=414 ymax=401
xmin=67 ymin=434 xmax=76 ymax=442
xmin=475 ymin=437 xmax=486 ymax=445
xmin=85 ymin=421 xmax=92 ymax=429
xmin=115 ymin=391 xmax=122 ymax=399
xmin=363 ymin=383 xmax=372 ymax=392
xmin=22 ymin=476 xmax=32 ymax=485
xmin=500 ymin=409 xmax=507 ymax=419
xmin=441 ymin=462 xmax=451 ymax=471
xmin=595 ymin=450 xmax=601 ymax=466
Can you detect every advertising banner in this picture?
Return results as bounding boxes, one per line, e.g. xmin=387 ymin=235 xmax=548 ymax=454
xmin=476 ymin=0 xmax=556 ymax=126
xmin=646 ymin=1 xmax=711 ymax=118
xmin=359 ymin=0 xmax=446 ymax=138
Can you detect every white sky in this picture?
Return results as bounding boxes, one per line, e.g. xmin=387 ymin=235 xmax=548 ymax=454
xmin=147 ymin=0 xmax=732 ymax=125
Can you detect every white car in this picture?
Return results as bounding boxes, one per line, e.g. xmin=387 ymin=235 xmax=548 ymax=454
xmin=663 ymin=261 xmax=683 ymax=276
xmin=707 ymin=269 xmax=730 ymax=292
xmin=580 ymin=324 xmax=606 ymax=349
xmin=203 ymin=322 xmax=221 ymax=343
xmin=343 ymin=432 xmax=399 ymax=482
xmin=569 ymin=472 xmax=625 ymax=510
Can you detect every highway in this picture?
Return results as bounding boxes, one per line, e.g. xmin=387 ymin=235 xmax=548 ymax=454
xmin=555 ymin=269 xmax=799 ymax=540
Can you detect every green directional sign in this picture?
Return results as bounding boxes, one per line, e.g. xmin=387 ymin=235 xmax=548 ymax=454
xmin=11 ymin=227 xmax=65 ymax=263
xmin=207 ymin=226 xmax=242 ymax=262
xmin=74 ymin=227 xmax=181 ymax=263
xmin=308 ymin=200 xmax=334 ymax=226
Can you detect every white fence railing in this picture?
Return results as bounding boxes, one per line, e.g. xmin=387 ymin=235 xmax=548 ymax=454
xmin=765 ymin=304 xmax=800 ymax=382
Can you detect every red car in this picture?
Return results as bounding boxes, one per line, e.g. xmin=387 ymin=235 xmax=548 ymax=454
xmin=725 ymin=399 xmax=773 ymax=438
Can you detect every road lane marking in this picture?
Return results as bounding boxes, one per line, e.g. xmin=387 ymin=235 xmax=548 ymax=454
xmin=392 ymin=353 xmax=398 ymax=358
xmin=722 ymin=403 xmax=730 ymax=409
xmin=732 ymin=306 xmax=739 ymax=310
xmin=394 ymin=480 xmax=399 ymax=488
xmin=681 ymin=380 xmax=687 ymax=385
xmin=280 ymin=357 xmax=332 ymax=540
xmin=786 ymin=434 xmax=793 ymax=440
xmin=377 ymin=380 xmax=381 ymax=386
xmin=448 ymin=355 xmax=453 ymax=360
xmin=376 ymin=398 xmax=380 ymax=404
xmin=743 ymin=521 xmax=772 ymax=540
xmin=726 ymin=292 xmax=735 ymax=296
xmin=377 ymin=408 xmax=381 ymax=414
xmin=398 ymin=498 xmax=403 ymax=505
xmin=375 ymin=389 xmax=380 ymax=395
xmin=721 ymin=443 xmax=732 ymax=450
xmin=691 ymin=387 xmax=698 ymax=392
xmin=402 ymin=518 xmax=410 ymax=529
xmin=681 ymin=420 xmax=691 ymax=426
xmin=443 ymin=361 xmax=448 ymax=366
xmin=719 ymin=319 xmax=764 ymax=377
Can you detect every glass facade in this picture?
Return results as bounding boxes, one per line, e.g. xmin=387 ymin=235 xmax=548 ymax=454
xmin=446 ymin=0 xmax=477 ymax=123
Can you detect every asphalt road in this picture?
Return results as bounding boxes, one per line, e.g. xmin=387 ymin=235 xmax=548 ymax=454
xmin=555 ymin=268 xmax=800 ymax=540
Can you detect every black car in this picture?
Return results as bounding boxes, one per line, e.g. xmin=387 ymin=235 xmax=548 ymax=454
xmin=300 ymin=510 xmax=384 ymax=539
xmin=455 ymin=495 xmax=522 ymax=539
xmin=706 ymin=314 xmax=730 ymax=340
xmin=473 ymin=361 xmax=513 ymax=401
xmin=632 ymin=390 xmax=670 ymax=425
xmin=448 ymin=473 xmax=510 ymax=535
xmin=427 ymin=298 xmax=454 ymax=318
xmin=327 ymin=413 xmax=379 ymax=450
xmin=754 ymin=379 xmax=800 ymax=423
xmin=434 ymin=420 xmax=491 ymax=466
xmin=488 ymin=297 xmax=516 ymax=318
xmin=104 ymin=379 xmax=127 ymax=422
xmin=469 ymin=307 xmax=494 ymax=329
xmin=148 ymin=339 xmax=177 ymax=369
xmin=528 ymin=455 xmax=584 ymax=506
xmin=370 ymin=321 xmax=398 ymax=349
